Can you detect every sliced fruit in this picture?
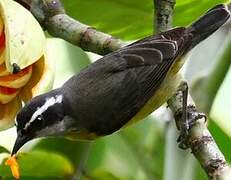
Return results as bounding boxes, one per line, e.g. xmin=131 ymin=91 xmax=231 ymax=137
xmin=0 ymin=48 xmax=5 ymax=65
xmin=0 ymin=14 xmax=3 ymax=35
xmin=20 ymin=54 xmax=54 ymax=102
xmin=0 ymin=65 xmax=32 ymax=88
xmin=0 ymin=30 xmax=5 ymax=48
xmin=0 ymin=86 xmax=19 ymax=104
xmin=0 ymin=63 xmax=9 ymax=76
xmin=0 ymin=16 xmax=5 ymax=65
xmin=0 ymin=0 xmax=46 ymax=72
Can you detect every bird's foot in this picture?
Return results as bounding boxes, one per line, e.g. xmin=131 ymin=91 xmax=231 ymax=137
xmin=177 ymin=105 xmax=207 ymax=149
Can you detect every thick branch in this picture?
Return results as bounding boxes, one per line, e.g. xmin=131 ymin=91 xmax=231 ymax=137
xmin=16 ymin=0 xmax=231 ymax=179
xmin=44 ymin=14 xmax=126 ymax=55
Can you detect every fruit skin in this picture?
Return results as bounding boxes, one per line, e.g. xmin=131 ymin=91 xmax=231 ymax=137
xmin=0 ymin=0 xmax=46 ymax=72
xmin=0 ymin=86 xmax=19 ymax=104
xmin=0 ymin=97 xmax=22 ymax=130
xmin=0 ymin=65 xmax=32 ymax=104
xmin=0 ymin=0 xmax=54 ymax=130
xmin=0 ymin=65 xmax=32 ymax=88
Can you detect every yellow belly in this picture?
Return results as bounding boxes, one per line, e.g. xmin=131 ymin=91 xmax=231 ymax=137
xmin=67 ymin=71 xmax=182 ymax=140
xmin=123 ymin=56 xmax=186 ymax=127
xmin=67 ymin=56 xmax=187 ymax=140
xmin=124 ymin=72 xmax=182 ymax=127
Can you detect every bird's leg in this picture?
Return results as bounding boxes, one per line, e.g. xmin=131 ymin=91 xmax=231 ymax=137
xmin=176 ymin=81 xmax=206 ymax=149
xmin=176 ymin=81 xmax=189 ymax=149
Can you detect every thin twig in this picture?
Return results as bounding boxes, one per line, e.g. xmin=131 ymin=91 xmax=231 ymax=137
xmin=70 ymin=142 xmax=93 ymax=180
xmin=153 ymin=0 xmax=176 ymax=33
xmin=153 ymin=1 xmax=195 ymax=180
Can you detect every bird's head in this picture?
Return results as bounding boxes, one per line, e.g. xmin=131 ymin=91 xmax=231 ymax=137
xmin=12 ymin=89 xmax=68 ymax=155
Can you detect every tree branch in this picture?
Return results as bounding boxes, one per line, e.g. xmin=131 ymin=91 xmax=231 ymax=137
xmin=153 ymin=0 xmax=176 ymax=33
xmin=153 ymin=0 xmax=231 ymax=179
xmin=168 ymin=93 xmax=231 ymax=180
xmin=71 ymin=142 xmax=93 ymax=180
xmin=16 ymin=0 xmax=126 ymax=55
xmin=15 ymin=0 xmax=231 ymax=179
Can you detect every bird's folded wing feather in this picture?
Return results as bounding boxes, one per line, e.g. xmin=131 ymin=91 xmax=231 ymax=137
xmin=64 ymin=28 xmax=187 ymax=134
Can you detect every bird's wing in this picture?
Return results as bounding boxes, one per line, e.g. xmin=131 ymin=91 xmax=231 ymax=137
xmin=103 ymin=27 xmax=187 ymax=98
xmin=64 ymin=27 xmax=188 ymax=135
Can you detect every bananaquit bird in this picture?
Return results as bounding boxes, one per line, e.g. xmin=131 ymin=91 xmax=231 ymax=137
xmin=12 ymin=4 xmax=230 ymax=155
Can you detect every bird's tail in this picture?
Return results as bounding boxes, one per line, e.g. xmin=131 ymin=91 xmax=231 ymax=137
xmin=186 ymin=4 xmax=230 ymax=49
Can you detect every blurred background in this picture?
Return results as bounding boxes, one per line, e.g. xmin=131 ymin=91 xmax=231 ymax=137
xmin=0 ymin=0 xmax=231 ymax=179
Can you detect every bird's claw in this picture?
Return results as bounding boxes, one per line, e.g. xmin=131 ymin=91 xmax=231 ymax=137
xmin=177 ymin=108 xmax=206 ymax=149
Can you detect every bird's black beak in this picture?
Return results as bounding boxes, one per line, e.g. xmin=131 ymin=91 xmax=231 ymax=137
xmin=11 ymin=131 xmax=31 ymax=155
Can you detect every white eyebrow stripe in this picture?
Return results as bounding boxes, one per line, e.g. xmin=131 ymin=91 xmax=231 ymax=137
xmin=24 ymin=95 xmax=63 ymax=130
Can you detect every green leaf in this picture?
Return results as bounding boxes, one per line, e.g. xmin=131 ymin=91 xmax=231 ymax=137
xmin=1 ymin=177 xmax=63 ymax=180
xmin=84 ymin=169 xmax=131 ymax=180
xmin=0 ymin=151 xmax=74 ymax=179
xmin=85 ymin=117 xmax=165 ymax=180
xmin=209 ymin=120 xmax=231 ymax=163
xmin=32 ymin=138 xmax=92 ymax=167
xmin=119 ymin=117 xmax=165 ymax=179
xmin=194 ymin=161 xmax=207 ymax=180
xmin=61 ymin=0 xmax=229 ymax=40
xmin=191 ymin=34 xmax=231 ymax=114
xmin=173 ymin=0 xmax=229 ymax=27
xmin=210 ymin=65 xmax=231 ymax=137
xmin=86 ymin=135 xmax=141 ymax=178
xmin=84 ymin=139 xmax=106 ymax=171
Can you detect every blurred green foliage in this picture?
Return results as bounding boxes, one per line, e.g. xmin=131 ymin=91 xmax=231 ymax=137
xmin=1 ymin=0 xmax=231 ymax=179
xmin=0 ymin=151 xmax=74 ymax=179
xmin=61 ymin=0 xmax=228 ymax=40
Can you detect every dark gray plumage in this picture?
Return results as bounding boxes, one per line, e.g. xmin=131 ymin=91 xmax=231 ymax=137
xmin=12 ymin=4 xmax=230 ymax=155
xmin=61 ymin=27 xmax=187 ymax=135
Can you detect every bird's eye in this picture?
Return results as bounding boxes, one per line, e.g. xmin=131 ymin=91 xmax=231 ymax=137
xmin=36 ymin=115 xmax=43 ymax=121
